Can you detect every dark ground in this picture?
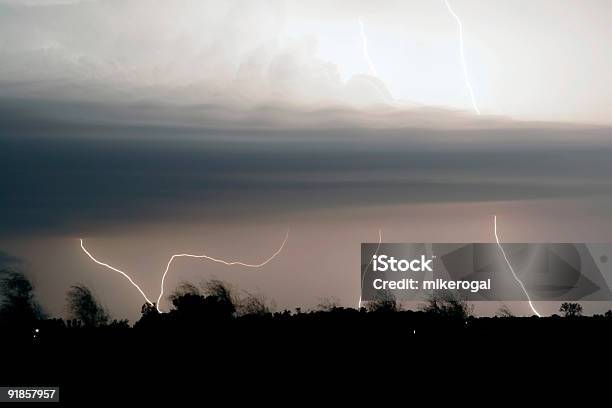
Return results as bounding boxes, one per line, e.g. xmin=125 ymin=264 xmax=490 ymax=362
xmin=2 ymin=309 xmax=610 ymax=405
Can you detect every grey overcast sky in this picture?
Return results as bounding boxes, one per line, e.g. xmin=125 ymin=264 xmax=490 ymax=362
xmin=1 ymin=0 xmax=611 ymax=122
xmin=1 ymin=0 xmax=612 ymax=320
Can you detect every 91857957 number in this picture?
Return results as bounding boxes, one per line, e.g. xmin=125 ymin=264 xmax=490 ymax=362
xmin=0 ymin=387 xmax=59 ymax=402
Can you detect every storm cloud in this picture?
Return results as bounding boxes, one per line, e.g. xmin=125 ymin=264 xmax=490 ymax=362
xmin=2 ymin=97 xmax=611 ymax=237
xmin=2 ymin=0 xmax=612 ymax=318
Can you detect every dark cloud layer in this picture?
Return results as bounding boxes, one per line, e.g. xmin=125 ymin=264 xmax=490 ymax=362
xmin=2 ymin=98 xmax=611 ymax=237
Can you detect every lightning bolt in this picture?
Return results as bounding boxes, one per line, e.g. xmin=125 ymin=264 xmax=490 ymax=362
xmin=358 ymin=17 xmax=378 ymax=77
xmin=80 ymin=239 xmax=155 ymax=306
xmin=443 ymin=0 xmax=481 ymax=115
xmin=80 ymin=231 xmax=288 ymax=313
xmin=493 ymin=215 xmax=541 ymax=317
xmin=156 ymin=230 xmax=289 ymax=312
xmin=358 ymin=228 xmax=382 ymax=309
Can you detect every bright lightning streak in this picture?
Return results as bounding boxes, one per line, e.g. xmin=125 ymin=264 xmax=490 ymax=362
xmin=493 ymin=215 xmax=541 ymax=317
xmin=80 ymin=239 xmax=155 ymax=306
xmin=443 ymin=0 xmax=481 ymax=115
xmin=156 ymin=230 xmax=289 ymax=312
xmin=358 ymin=18 xmax=378 ymax=77
xmin=358 ymin=228 xmax=382 ymax=309
xmin=80 ymin=231 xmax=288 ymax=313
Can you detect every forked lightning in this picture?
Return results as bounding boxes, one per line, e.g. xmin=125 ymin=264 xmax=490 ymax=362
xmin=80 ymin=231 xmax=288 ymax=312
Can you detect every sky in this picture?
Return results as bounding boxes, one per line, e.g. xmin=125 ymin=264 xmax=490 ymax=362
xmin=1 ymin=0 xmax=612 ymax=320
xmin=2 ymin=0 xmax=611 ymax=122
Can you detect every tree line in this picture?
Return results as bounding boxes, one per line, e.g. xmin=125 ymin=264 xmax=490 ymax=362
xmin=1 ymin=267 xmax=610 ymax=341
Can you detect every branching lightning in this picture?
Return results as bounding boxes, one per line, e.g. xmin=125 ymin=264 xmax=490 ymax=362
xmin=80 ymin=231 xmax=289 ymax=313
xmin=156 ymin=230 xmax=289 ymax=312
xmin=358 ymin=228 xmax=382 ymax=309
xmin=443 ymin=0 xmax=481 ymax=115
xmin=493 ymin=215 xmax=541 ymax=317
xmin=80 ymin=239 xmax=155 ymax=306
xmin=358 ymin=18 xmax=378 ymax=77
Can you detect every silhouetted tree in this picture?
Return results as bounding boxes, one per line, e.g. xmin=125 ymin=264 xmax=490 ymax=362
xmin=559 ymin=302 xmax=583 ymax=317
xmin=171 ymin=282 xmax=200 ymax=297
xmin=203 ymin=280 xmax=235 ymax=309
xmin=168 ymin=280 xmax=236 ymax=322
xmin=421 ymin=291 xmax=472 ymax=319
xmin=366 ymin=289 xmax=400 ymax=313
xmin=141 ymin=302 xmax=158 ymax=317
xmin=105 ymin=319 xmax=130 ymax=329
xmin=0 ymin=269 xmax=44 ymax=327
xmin=316 ymin=296 xmax=340 ymax=312
xmin=132 ymin=302 xmax=161 ymax=329
xmin=496 ymin=304 xmax=514 ymax=318
xmin=66 ymin=284 xmax=110 ymax=327
xmin=237 ymin=291 xmax=272 ymax=316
